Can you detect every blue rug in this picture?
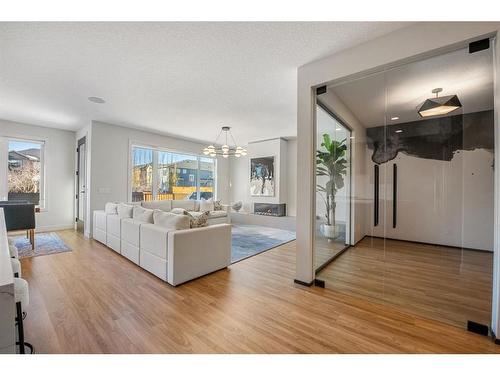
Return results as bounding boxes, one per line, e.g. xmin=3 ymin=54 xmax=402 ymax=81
xmin=231 ymin=224 xmax=296 ymax=263
xmin=11 ymin=232 xmax=71 ymax=258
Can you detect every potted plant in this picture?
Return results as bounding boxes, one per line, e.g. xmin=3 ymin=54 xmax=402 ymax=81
xmin=316 ymin=134 xmax=347 ymax=239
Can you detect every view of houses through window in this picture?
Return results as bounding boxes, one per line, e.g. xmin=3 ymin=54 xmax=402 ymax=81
xmin=0 ymin=137 xmax=45 ymax=207
xmin=131 ymin=146 xmax=215 ymax=202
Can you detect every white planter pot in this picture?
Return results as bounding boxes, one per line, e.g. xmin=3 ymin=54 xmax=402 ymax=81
xmin=320 ymin=224 xmax=337 ymax=239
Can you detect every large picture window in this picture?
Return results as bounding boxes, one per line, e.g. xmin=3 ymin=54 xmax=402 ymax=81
xmin=131 ymin=145 xmax=216 ymax=202
xmin=0 ymin=137 xmax=45 ymax=208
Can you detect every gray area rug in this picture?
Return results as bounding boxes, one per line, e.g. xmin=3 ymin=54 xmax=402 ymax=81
xmin=11 ymin=232 xmax=71 ymax=258
xmin=231 ymin=224 xmax=296 ymax=263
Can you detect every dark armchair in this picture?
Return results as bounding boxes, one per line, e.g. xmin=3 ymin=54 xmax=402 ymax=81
xmin=0 ymin=200 xmax=36 ymax=249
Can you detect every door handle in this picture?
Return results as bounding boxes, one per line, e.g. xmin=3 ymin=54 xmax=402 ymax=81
xmin=393 ymin=163 xmax=397 ymax=229
xmin=374 ymin=165 xmax=379 ymax=226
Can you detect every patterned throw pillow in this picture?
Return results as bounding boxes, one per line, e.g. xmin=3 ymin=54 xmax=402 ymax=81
xmin=186 ymin=211 xmax=210 ymax=228
xmin=213 ymin=200 xmax=223 ymax=211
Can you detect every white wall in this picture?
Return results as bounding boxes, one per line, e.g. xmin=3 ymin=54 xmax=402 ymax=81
xmin=89 ymin=121 xmax=230 ymax=234
xmin=296 ymin=22 xmax=500 ymax=334
xmin=229 ymin=137 xmax=297 ymax=216
xmin=0 ymin=119 xmax=75 ymax=231
xmin=366 ymin=150 xmax=494 ymax=251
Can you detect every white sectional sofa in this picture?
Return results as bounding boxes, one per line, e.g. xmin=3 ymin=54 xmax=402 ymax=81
xmin=93 ymin=200 xmax=231 ymax=286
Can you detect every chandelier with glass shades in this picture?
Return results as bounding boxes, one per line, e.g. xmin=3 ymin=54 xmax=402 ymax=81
xmin=203 ymin=126 xmax=248 ymax=158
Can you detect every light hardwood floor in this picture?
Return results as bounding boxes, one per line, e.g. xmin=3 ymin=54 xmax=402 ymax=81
xmin=317 ymin=237 xmax=493 ymax=328
xmin=20 ymin=230 xmax=500 ymax=353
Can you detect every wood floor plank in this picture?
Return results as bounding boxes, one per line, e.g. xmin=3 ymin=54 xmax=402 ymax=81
xmin=316 ymin=237 xmax=493 ymax=328
xmin=19 ymin=230 xmax=500 ymax=353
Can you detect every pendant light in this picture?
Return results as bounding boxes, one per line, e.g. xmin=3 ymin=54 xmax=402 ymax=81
xmin=202 ymin=126 xmax=247 ymax=158
xmin=418 ymin=88 xmax=462 ymax=118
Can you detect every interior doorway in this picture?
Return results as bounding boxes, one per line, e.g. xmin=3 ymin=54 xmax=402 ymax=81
xmin=314 ymin=40 xmax=495 ymax=331
xmin=76 ymin=136 xmax=86 ymax=234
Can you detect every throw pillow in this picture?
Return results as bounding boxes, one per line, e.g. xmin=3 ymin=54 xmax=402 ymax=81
xmin=170 ymin=207 xmax=187 ymax=215
xmin=185 ymin=210 xmax=210 ymax=228
xmin=117 ymin=203 xmax=134 ymax=218
xmin=104 ymin=202 xmax=118 ymax=214
xmin=153 ymin=209 xmax=190 ymax=230
xmin=199 ymin=198 xmax=214 ymax=212
xmin=213 ymin=200 xmax=223 ymax=211
xmin=132 ymin=205 xmax=154 ymax=223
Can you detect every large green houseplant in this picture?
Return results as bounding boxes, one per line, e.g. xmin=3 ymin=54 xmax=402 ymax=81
xmin=316 ymin=134 xmax=347 ymax=239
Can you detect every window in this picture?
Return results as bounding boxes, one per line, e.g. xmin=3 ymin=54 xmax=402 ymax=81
xmin=130 ymin=145 xmax=216 ymax=202
xmin=131 ymin=147 xmax=153 ymax=201
xmin=0 ymin=137 xmax=45 ymax=208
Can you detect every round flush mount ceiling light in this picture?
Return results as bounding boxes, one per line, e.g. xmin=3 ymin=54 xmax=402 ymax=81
xmin=88 ymin=96 xmax=106 ymax=104
xmin=418 ymin=88 xmax=462 ymax=118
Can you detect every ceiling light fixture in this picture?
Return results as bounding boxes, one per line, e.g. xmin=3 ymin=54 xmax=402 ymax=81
xmin=88 ymin=96 xmax=105 ymax=104
xmin=391 ymin=116 xmax=399 ymax=121
xmin=203 ymin=126 xmax=247 ymax=158
xmin=418 ymin=88 xmax=462 ymax=118
xmin=395 ymin=130 xmax=403 ymax=133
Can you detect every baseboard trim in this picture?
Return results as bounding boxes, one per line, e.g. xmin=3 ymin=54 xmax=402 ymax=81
xmin=36 ymin=225 xmax=74 ymax=233
xmin=294 ymin=279 xmax=314 ymax=287
xmin=365 ymin=235 xmax=492 ymax=253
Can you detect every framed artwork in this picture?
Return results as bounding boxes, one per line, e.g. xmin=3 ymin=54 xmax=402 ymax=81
xmin=250 ymin=156 xmax=275 ymax=196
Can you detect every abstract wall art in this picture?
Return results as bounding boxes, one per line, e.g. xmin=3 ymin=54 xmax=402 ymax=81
xmin=250 ymin=156 xmax=275 ymax=196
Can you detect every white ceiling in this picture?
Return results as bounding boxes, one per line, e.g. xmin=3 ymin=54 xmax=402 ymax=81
xmin=331 ymin=46 xmax=494 ymax=127
xmin=0 ymin=22 xmax=411 ymax=144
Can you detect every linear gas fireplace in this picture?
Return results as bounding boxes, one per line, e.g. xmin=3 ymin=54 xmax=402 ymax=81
xmin=253 ymin=203 xmax=286 ymax=217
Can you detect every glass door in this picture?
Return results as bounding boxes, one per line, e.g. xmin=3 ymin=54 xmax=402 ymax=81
xmin=314 ymin=101 xmax=352 ymax=271
xmin=76 ymin=137 xmax=86 ymax=233
xmin=314 ymin=42 xmax=494 ymax=330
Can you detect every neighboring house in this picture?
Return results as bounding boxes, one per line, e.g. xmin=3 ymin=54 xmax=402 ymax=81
xmin=133 ymin=159 xmax=214 ymax=201
xmin=8 ymin=148 xmax=40 ymax=170
xmin=7 ymin=148 xmax=41 ymax=204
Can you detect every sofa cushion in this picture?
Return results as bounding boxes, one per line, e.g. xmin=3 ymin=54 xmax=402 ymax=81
xmin=208 ymin=210 xmax=227 ymax=219
xmin=185 ymin=211 xmax=210 ymax=228
xmin=171 ymin=200 xmax=196 ymax=211
xmin=106 ymin=214 xmax=121 ymax=237
xmin=153 ymin=210 xmax=190 ymax=230
xmin=141 ymin=200 xmax=172 ymax=211
xmin=126 ymin=201 xmax=143 ymax=206
xmin=199 ymin=198 xmax=214 ymax=212
xmin=105 ymin=202 xmax=118 ymax=214
xmin=140 ymin=223 xmax=169 ymax=259
xmin=171 ymin=207 xmax=187 ymax=215
xmin=117 ymin=203 xmax=134 ymax=218
xmin=132 ymin=205 xmax=154 ymax=223
xmin=121 ymin=218 xmax=143 ymax=247
xmin=94 ymin=210 xmax=107 ymax=230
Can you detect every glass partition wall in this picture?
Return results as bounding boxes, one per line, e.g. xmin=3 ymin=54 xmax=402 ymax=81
xmin=314 ymin=42 xmax=495 ymax=330
xmin=314 ymin=102 xmax=352 ymax=270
